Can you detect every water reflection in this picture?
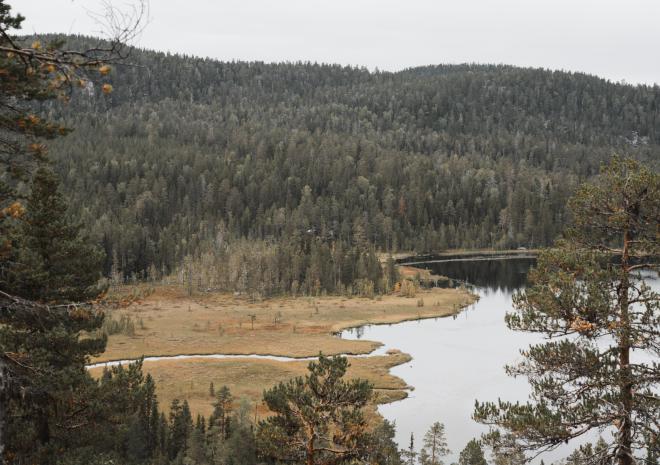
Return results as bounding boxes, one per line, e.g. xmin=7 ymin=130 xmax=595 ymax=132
xmin=342 ymin=258 xmax=658 ymax=465
xmin=409 ymin=256 xmax=536 ymax=292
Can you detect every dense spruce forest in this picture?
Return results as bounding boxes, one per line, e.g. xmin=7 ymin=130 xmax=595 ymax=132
xmin=40 ymin=36 xmax=660 ymax=292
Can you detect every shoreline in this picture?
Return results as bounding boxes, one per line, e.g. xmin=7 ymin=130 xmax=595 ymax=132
xmin=92 ymin=286 xmax=477 ymax=363
xmin=395 ymin=248 xmax=538 ymax=265
xmin=89 ymin=293 xmax=477 ymax=367
xmin=88 ymin=286 xmax=477 ymax=417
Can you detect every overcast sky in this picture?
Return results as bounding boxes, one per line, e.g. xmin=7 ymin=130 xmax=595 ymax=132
xmin=12 ymin=0 xmax=660 ymax=85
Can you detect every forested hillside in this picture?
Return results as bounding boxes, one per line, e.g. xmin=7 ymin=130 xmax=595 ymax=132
xmin=41 ymin=36 xmax=660 ymax=283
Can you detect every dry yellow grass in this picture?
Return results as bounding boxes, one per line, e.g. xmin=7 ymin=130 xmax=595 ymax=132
xmin=96 ymin=286 xmax=475 ymax=363
xmin=397 ymin=265 xmax=447 ymax=282
xmin=90 ymin=353 xmax=411 ymax=419
xmin=91 ymin=285 xmax=474 ymax=418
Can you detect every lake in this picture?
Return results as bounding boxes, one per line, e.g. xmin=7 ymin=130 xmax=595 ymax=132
xmin=342 ymin=257 xmax=658 ymax=464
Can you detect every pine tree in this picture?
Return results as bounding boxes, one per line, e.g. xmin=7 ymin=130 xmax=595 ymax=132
xmin=420 ymin=422 xmax=450 ymax=465
xmin=0 ymin=0 xmax=141 ymax=260
xmin=185 ymin=423 xmax=207 ymax=465
xmin=158 ymin=412 xmax=169 ymax=458
xmin=385 ymin=255 xmax=400 ymax=292
xmin=565 ymin=438 xmax=610 ymax=465
xmin=47 ymin=359 xmax=164 ymax=464
xmin=257 ymin=354 xmax=373 ymax=465
xmin=141 ymin=374 xmax=160 ymax=457
xmin=474 ymin=158 xmax=660 ymax=465
xmin=195 ymin=414 xmax=206 ymax=435
xmin=494 ymin=450 xmax=525 ymax=465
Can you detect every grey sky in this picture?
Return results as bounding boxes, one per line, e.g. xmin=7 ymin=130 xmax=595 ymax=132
xmin=13 ymin=0 xmax=660 ymax=85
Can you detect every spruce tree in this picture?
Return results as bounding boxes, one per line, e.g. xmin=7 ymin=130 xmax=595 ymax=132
xmin=458 ymin=439 xmax=487 ymax=465
xmin=209 ymin=385 xmax=233 ymax=440
xmin=0 ymin=0 xmax=141 ymax=260
xmin=474 ymin=158 xmax=660 ymax=465
xmin=184 ymin=423 xmax=207 ymax=465
xmin=402 ymin=433 xmax=418 ymax=465
xmin=0 ymin=290 xmax=106 ymax=462
xmin=367 ymin=420 xmax=404 ymax=465
xmin=221 ymin=399 xmax=258 ymax=465
xmin=564 ymin=438 xmax=610 ymax=465
xmin=168 ymin=398 xmax=193 ymax=460
xmin=4 ymin=166 xmax=104 ymax=303
xmin=0 ymin=5 xmax=120 ymax=452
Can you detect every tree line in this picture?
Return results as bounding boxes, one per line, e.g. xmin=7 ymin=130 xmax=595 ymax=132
xmin=32 ymin=35 xmax=659 ymax=289
xmin=29 ymin=354 xmax=499 ymax=465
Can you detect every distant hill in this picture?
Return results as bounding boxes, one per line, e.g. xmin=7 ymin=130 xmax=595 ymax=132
xmin=39 ymin=35 xmax=660 ymax=277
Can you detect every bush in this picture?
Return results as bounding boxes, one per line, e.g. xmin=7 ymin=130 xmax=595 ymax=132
xmin=355 ymin=279 xmax=375 ymax=298
xmin=102 ymin=314 xmax=136 ymax=336
xmin=400 ymin=279 xmax=417 ymax=298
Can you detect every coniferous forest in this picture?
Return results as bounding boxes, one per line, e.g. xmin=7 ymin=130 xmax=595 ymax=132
xmin=38 ymin=36 xmax=660 ymax=293
xmin=0 ymin=4 xmax=658 ymax=465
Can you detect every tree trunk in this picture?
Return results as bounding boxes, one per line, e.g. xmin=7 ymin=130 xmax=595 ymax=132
xmin=0 ymin=358 xmax=6 ymax=465
xmin=306 ymin=430 xmax=315 ymax=465
xmin=431 ymin=433 xmax=437 ymax=465
xmin=617 ymin=229 xmax=633 ymax=465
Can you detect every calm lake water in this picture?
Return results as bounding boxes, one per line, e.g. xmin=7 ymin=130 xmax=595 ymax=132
xmin=342 ymin=257 xmax=658 ymax=464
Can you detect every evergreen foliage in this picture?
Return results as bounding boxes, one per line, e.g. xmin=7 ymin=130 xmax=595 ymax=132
xmin=0 ymin=4 xmax=142 ymax=461
xmin=0 ymin=294 xmax=105 ymax=463
xmin=209 ymin=385 xmax=232 ymax=441
xmin=402 ymin=433 xmax=418 ymax=465
xmin=420 ymin=422 xmax=451 ymax=465
xmin=367 ymin=419 xmax=404 ymax=465
xmin=1 ymin=3 xmax=658 ymax=464
xmin=29 ymin=35 xmax=660 ymax=283
xmin=2 ymin=166 xmax=104 ymax=302
xmin=257 ymin=354 xmax=373 ymax=465
xmin=564 ymin=438 xmax=610 ymax=465
xmin=474 ymin=158 xmax=660 ymax=465
xmin=458 ymin=439 xmax=488 ymax=465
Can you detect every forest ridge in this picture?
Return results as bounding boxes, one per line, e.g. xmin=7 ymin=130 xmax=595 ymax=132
xmin=42 ymin=36 xmax=660 ymax=281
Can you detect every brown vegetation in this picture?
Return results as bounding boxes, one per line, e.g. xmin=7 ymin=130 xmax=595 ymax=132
xmin=89 ymin=284 xmax=474 ymax=417
xmin=96 ymin=285 xmax=475 ymax=363
xmin=91 ymin=353 xmax=412 ymax=420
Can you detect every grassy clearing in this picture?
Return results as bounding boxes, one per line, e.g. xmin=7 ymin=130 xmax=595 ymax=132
xmin=91 ymin=284 xmax=474 ymax=418
xmin=90 ymin=353 xmax=411 ymax=420
xmin=95 ymin=286 xmax=475 ymax=363
xmin=397 ymin=265 xmax=448 ymax=282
